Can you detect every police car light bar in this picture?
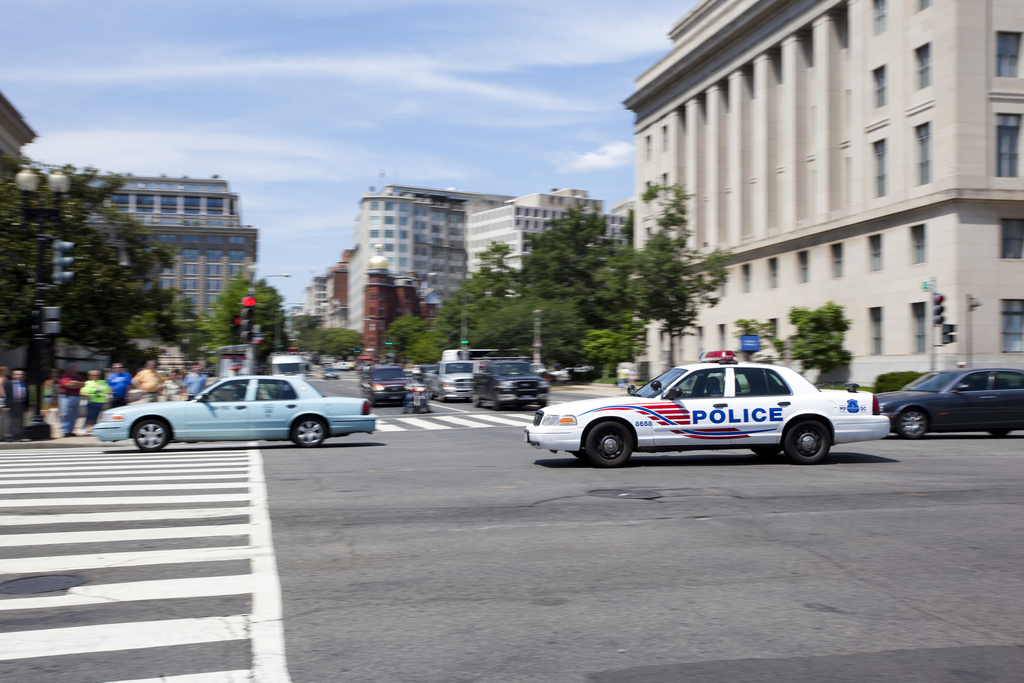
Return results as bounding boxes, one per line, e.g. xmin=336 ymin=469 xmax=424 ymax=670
xmin=699 ymin=350 xmax=738 ymax=364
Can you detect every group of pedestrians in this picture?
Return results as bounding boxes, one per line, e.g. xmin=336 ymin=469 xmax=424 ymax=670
xmin=0 ymin=362 xmax=209 ymax=440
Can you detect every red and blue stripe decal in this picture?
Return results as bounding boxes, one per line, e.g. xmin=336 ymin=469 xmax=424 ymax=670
xmin=581 ymin=403 xmax=777 ymax=440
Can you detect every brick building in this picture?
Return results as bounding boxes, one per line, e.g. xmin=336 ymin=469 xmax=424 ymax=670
xmin=363 ymin=253 xmax=440 ymax=355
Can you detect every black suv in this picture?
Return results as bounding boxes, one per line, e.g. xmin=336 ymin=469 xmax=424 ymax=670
xmin=360 ymin=365 xmax=409 ymax=407
xmin=474 ymin=359 xmax=548 ymax=410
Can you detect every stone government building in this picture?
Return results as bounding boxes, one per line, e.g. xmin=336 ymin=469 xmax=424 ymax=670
xmin=627 ymin=0 xmax=1024 ymax=382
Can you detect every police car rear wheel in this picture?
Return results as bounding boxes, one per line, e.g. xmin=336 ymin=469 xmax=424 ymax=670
xmin=784 ymin=421 xmax=830 ymax=465
xmin=585 ymin=422 xmax=633 ymax=468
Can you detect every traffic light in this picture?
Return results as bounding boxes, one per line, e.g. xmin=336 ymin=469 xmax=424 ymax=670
xmin=51 ymin=240 xmax=75 ymax=284
xmin=933 ymin=293 xmax=945 ymax=326
xmin=240 ymin=296 xmax=256 ymax=342
xmin=942 ymin=324 xmax=957 ymax=345
xmin=41 ymin=307 xmax=61 ymax=335
xmin=232 ymin=315 xmax=242 ymax=339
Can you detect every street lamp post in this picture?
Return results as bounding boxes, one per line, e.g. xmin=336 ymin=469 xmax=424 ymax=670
xmin=15 ymin=168 xmax=72 ymax=441
xmin=533 ymin=309 xmax=542 ymax=366
xmin=261 ymin=274 xmax=290 ymax=351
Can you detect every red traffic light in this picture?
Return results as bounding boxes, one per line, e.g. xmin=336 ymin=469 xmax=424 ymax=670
xmin=934 ymin=294 xmax=944 ymax=304
xmin=242 ymin=296 xmax=256 ymax=307
xmin=233 ymin=316 xmax=242 ymax=325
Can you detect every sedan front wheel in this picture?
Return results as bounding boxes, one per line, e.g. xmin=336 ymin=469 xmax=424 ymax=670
xmin=133 ymin=419 xmax=170 ymax=452
xmin=895 ymin=408 xmax=928 ymax=439
xmin=291 ymin=417 xmax=327 ymax=447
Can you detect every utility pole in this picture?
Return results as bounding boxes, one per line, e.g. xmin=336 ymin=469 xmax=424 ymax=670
xmin=930 ymin=277 xmax=939 ymax=372
xmin=533 ymin=309 xmax=542 ymax=366
xmin=461 ymin=287 xmax=468 ymax=359
xmin=966 ymin=294 xmax=982 ymax=368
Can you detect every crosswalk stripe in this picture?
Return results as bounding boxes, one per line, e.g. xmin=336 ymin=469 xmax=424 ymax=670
xmin=0 ymin=575 xmax=253 ymax=611
xmin=0 ymin=507 xmax=250 ymax=526
xmin=465 ymin=414 xmax=534 ymax=427
xmin=104 ymin=671 xmax=252 ymax=683
xmin=0 ymin=455 xmax=249 ymax=467
xmin=0 ymin=482 xmax=249 ymax=495
xmin=0 ymin=450 xmax=248 ymax=460
xmin=0 ymin=493 xmax=252 ymax=508
xmin=0 ymin=545 xmax=254 ymax=574
xmin=0 ymin=473 xmax=251 ymax=485
xmin=432 ymin=415 xmax=489 ymax=428
xmin=394 ymin=417 xmax=451 ymax=430
xmin=1 ymin=615 xmax=249 ymax=661
xmin=374 ymin=421 xmax=407 ymax=432
xmin=0 ymin=464 xmax=250 ymax=475
xmin=0 ymin=523 xmax=251 ymax=547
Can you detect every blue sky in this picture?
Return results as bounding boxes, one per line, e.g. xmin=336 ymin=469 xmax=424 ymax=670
xmin=4 ymin=0 xmax=694 ymax=304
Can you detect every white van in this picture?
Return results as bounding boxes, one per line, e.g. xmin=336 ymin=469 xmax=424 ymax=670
xmin=270 ymin=354 xmax=309 ymax=379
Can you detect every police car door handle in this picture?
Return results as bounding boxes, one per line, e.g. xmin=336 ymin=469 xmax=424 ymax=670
xmin=235 ymin=405 xmax=247 ymax=410
xmin=777 ymin=402 xmax=791 ymax=407
xmin=713 ymin=403 xmax=728 ymax=408
xmin=287 ymin=404 xmax=296 ymax=408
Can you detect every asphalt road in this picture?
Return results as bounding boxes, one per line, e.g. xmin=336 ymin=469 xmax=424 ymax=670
xmin=267 ymin=375 xmax=1024 ymax=682
xmin=2 ymin=374 xmax=1022 ymax=682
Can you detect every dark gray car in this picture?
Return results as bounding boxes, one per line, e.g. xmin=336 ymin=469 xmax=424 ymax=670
xmin=877 ymin=368 xmax=1024 ymax=438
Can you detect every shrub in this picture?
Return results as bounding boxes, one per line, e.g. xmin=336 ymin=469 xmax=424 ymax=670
xmin=874 ymin=371 xmax=926 ymax=393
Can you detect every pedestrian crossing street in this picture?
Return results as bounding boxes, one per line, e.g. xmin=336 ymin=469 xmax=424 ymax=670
xmin=374 ymin=411 xmax=535 ymax=432
xmin=0 ymin=447 xmax=292 ymax=683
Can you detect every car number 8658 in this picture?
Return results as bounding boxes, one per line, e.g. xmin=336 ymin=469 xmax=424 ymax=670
xmin=634 ymin=420 xmax=653 ymax=427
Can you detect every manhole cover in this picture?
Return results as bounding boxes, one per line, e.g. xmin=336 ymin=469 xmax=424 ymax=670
xmin=0 ymin=575 xmax=86 ymax=595
xmin=588 ymin=489 xmax=661 ymax=500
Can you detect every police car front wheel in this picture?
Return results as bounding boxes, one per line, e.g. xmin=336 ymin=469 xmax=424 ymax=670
xmin=783 ymin=420 xmax=830 ymax=465
xmin=585 ymin=421 xmax=633 ymax=468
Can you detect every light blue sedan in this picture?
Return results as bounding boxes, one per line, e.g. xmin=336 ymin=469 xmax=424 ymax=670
xmin=94 ymin=375 xmax=376 ymax=451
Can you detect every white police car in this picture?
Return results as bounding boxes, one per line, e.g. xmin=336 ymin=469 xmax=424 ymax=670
xmin=524 ymin=351 xmax=890 ymax=467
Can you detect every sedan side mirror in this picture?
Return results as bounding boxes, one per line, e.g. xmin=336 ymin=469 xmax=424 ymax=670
xmin=664 ymin=387 xmax=682 ymax=400
xmin=627 ymin=384 xmax=637 ymax=396
xmin=952 ymin=383 xmax=970 ymax=392
xmin=196 ymin=393 xmax=211 ymax=403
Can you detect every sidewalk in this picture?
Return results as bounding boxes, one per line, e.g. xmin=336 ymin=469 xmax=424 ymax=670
xmin=0 ymin=435 xmax=103 ymax=449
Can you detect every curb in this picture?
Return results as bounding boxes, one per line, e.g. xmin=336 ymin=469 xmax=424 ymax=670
xmin=0 ymin=438 xmax=103 ymax=450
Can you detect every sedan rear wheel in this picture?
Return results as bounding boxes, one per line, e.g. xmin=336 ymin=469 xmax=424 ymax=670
xmin=292 ymin=417 xmax=327 ymax=447
xmin=133 ymin=419 xmax=170 ymax=452
xmin=896 ymin=408 xmax=928 ymax=439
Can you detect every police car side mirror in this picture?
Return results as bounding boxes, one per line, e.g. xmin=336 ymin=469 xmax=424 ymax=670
xmin=664 ymin=387 xmax=682 ymax=400
xmin=627 ymin=384 xmax=637 ymax=396
xmin=650 ymin=380 xmax=662 ymax=392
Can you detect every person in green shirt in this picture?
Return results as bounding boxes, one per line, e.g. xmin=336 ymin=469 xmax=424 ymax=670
xmin=81 ymin=370 xmax=112 ymax=435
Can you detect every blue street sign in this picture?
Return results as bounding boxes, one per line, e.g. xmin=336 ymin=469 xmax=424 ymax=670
xmin=739 ymin=335 xmax=761 ymax=352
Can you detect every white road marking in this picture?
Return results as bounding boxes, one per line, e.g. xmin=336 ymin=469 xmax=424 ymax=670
xmin=0 ymin=545 xmax=254 ymax=574
xmin=0 ymin=615 xmax=249 ymax=661
xmin=394 ymin=417 xmax=452 ymax=430
xmin=0 ymin=451 xmax=249 ymax=463
xmin=465 ymin=414 xmax=534 ymax=427
xmin=0 ymin=463 xmax=251 ymax=475
xmin=0 ymin=473 xmax=251 ymax=485
xmin=0 ymin=523 xmax=251 ymax=547
xmin=0 ymin=575 xmax=253 ymax=611
xmin=428 ymin=402 xmax=472 ymax=413
xmin=432 ymin=415 xmax=490 ymax=428
xmin=0 ymin=482 xmax=249 ymax=495
xmin=104 ymin=670 xmax=252 ymax=683
xmin=0 ymin=507 xmax=250 ymax=526
xmin=374 ymin=421 xmax=407 ymax=432
xmin=0 ymin=493 xmax=251 ymax=508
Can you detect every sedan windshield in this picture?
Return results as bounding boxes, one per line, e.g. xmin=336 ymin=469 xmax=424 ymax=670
xmin=634 ymin=368 xmax=688 ymax=398
xmin=902 ymin=372 xmax=958 ymax=392
xmin=443 ymin=362 xmax=473 ymax=374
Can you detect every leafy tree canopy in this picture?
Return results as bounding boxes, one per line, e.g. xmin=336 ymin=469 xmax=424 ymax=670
xmin=787 ymin=301 xmax=852 ymax=373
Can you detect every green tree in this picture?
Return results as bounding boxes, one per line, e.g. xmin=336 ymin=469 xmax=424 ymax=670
xmin=405 ymin=327 xmax=447 ymax=364
xmin=635 ymin=184 xmax=729 ymax=364
xmin=384 ymin=314 xmax=427 ymax=356
xmin=787 ymin=302 xmax=852 ymax=374
xmin=580 ymin=315 xmax=648 ymax=376
xmin=734 ymin=318 xmax=785 ymax=361
xmin=314 ymin=328 xmax=362 ymax=357
xmin=0 ymin=160 xmax=176 ymax=359
xmin=289 ymin=315 xmax=320 ymax=350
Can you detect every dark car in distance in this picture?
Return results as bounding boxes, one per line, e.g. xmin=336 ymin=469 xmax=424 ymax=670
xmin=877 ymin=368 xmax=1024 ymax=438
xmin=360 ymin=365 xmax=410 ymax=407
xmin=474 ymin=359 xmax=548 ymax=410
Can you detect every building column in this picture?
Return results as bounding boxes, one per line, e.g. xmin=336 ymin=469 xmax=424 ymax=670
xmin=813 ymin=12 xmax=842 ymax=219
xmin=780 ymin=33 xmax=807 ymax=229
xmin=728 ymin=68 xmax=753 ymax=245
xmin=753 ymin=52 xmax=778 ymax=239
xmin=684 ymin=98 xmax=706 ymax=248
xmin=705 ymin=83 xmax=723 ymax=248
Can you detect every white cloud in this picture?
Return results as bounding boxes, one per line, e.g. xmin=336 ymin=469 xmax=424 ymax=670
xmin=557 ymin=141 xmax=633 ymax=174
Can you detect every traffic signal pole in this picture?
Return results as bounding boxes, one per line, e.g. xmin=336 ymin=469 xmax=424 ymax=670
xmin=930 ymin=277 xmax=937 ymax=372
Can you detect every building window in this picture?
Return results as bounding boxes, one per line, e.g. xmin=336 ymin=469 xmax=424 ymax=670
xmin=718 ymin=324 xmax=727 ymax=350
xmin=832 ymin=243 xmax=843 ymax=278
xmin=370 ymin=201 xmax=379 ymax=210
xmin=768 ymin=258 xmax=778 ymax=288
xmin=1003 ymin=219 xmax=1024 ymax=258
xmin=874 ymin=0 xmax=886 ymax=34
xmin=228 ymin=236 xmax=246 ymax=244
xmin=874 ymin=139 xmax=887 ymax=197
xmin=384 ymin=243 xmax=394 ymax=252
xmin=997 ymin=32 xmax=1021 ymax=78
xmin=697 ymin=326 xmax=704 ymax=356
xmin=183 ymin=197 xmax=200 ymax=215
xmin=911 ymin=224 xmax=927 ymax=264
xmin=160 ymin=278 xmax=174 ymax=289
xmin=229 ymin=250 xmax=245 ymax=262
xmin=399 ymin=217 xmax=408 ymax=226
xmin=645 ymin=135 xmax=652 ymax=161
xmin=742 ymin=263 xmax=751 ymax=292
xmin=205 ymin=236 xmax=222 ymax=243
xmin=997 ymin=115 xmax=1020 ymax=177
xmin=917 ymin=123 xmax=932 ymax=185
xmin=919 ymin=0 xmax=930 ymax=9
xmin=229 ymin=265 xmax=244 ymax=276
xmin=207 ymin=264 xmax=221 ymax=275
xmin=384 ymin=229 xmax=394 ymax=239
xmin=870 ymin=234 xmax=883 ymax=271
xmin=662 ymin=125 xmax=669 ymax=152
xmin=369 ymin=229 xmax=379 ymax=238
xmin=161 ymin=196 xmax=177 ymax=213
xmin=182 ymin=294 xmax=197 ymax=305
xmin=912 ymin=302 xmax=927 ymax=354
xmin=207 ymin=280 xmax=222 ymax=291
xmin=205 ymin=250 xmax=222 ymax=261
xmin=182 ymin=235 xmax=200 ymax=243
xmin=136 ymin=195 xmax=154 ymax=212
xmin=916 ymin=44 xmax=931 ymax=88
xmin=207 ymin=198 xmax=224 ymax=214
xmin=183 ymin=263 xmax=198 ymax=275
xmin=873 ymin=66 xmax=887 ymax=107
xmin=385 ymin=202 xmax=395 ymax=211
xmin=385 ymin=216 xmax=395 ymax=225
xmin=206 ymin=295 xmax=219 ymax=305
xmin=798 ymin=251 xmax=809 ymax=283
xmin=158 ymin=234 xmax=177 ymax=242
xmin=182 ymin=279 xmax=198 ymax=291
xmin=112 ymin=194 xmax=130 ymax=206
xmin=1004 ymin=300 xmax=1024 ymax=352
xmin=182 ymin=249 xmax=199 ymax=261
xmin=870 ymin=307 xmax=883 ymax=355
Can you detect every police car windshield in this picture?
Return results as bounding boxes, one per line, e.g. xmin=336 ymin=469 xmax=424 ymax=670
xmin=635 ymin=368 xmax=688 ymax=398
xmin=903 ymin=371 xmax=958 ymax=392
